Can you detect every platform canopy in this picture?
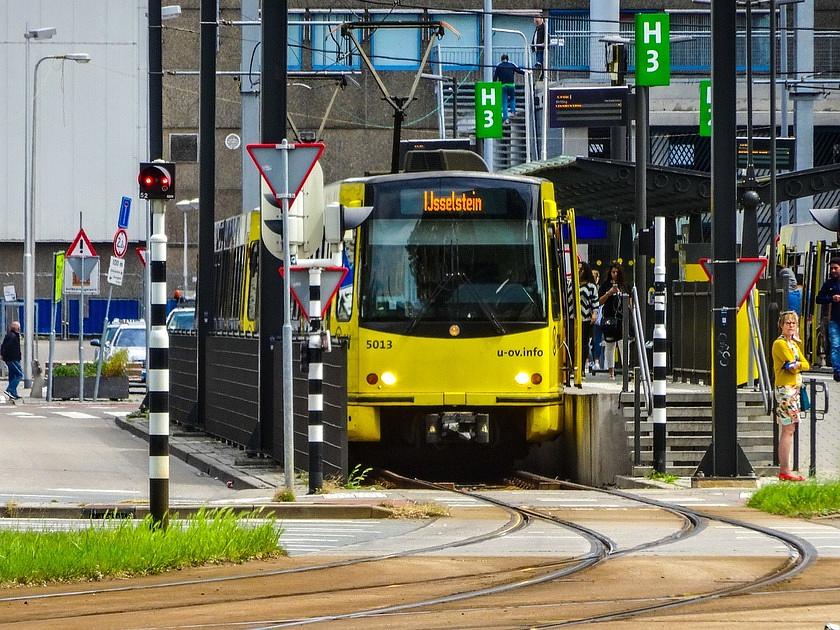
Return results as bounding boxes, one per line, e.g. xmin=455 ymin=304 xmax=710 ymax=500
xmin=505 ymin=157 xmax=840 ymax=224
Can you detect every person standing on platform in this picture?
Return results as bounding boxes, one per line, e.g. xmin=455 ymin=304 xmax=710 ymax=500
xmin=815 ymin=258 xmax=840 ymax=382
xmin=598 ymin=263 xmax=627 ymax=379
xmin=531 ymin=15 xmax=547 ymax=80
xmin=493 ymin=54 xmax=524 ymax=125
xmin=772 ymin=310 xmax=809 ymax=481
xmin=578 ymin=261 xmax=599 ymax=375
xmin=1 ymin=321 xmax=22 ymax=400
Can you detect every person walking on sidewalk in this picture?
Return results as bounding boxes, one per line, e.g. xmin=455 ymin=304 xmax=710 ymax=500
xmin=493 ymin=54 xmax=524 ymax=125
xmin=1 ymin=321 xmax=22 ymax=400
xmin=772 ymin=310 xmax=809 ymax=481
xmin=815 ymin=257 xmax=840 ymax=381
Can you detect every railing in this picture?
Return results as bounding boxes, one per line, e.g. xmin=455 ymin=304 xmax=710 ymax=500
xmin=793 ymin=377 xmax=829 ymax=477
xmin=746 ymin=292 xmax=774 ymax=415
xmin=436 ymin=30 xmax=840 ymax=79
xmin=622 ymin=286 xmax=653 ymax=413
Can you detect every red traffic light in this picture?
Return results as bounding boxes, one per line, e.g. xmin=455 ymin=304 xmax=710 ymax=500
xmin=138 ymin=162 xmax=176 ymax=199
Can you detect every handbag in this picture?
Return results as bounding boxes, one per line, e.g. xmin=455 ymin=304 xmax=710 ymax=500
xmin=800 ymin=385 xmax=810 ymax=412
xmin=602 ymin=316 xmax=622 ymax=342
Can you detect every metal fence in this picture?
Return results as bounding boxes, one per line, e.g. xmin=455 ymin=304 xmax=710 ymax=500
xmin=437 ymin=29 xmax=840 ymax=79
xmin=167 ymin=332 xmax=348 ymax=480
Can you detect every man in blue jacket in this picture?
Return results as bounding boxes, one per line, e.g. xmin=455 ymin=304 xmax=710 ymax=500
xmin=493 ymin=54 xmax=525 ymax=124
xmin=815 ymin=258 xmax=840 ymax=381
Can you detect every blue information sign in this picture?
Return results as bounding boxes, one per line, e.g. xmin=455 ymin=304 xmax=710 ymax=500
xmin=118 ymin=196 xmax=132 ymax=229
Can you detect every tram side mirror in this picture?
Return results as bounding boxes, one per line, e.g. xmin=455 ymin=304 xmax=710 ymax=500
xmin=325 ymin=202 xmax=374 ymax=244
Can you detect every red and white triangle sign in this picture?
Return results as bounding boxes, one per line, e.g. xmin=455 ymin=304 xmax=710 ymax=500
xmin=67 ymin=228 xmax=97 ymax=258
xmin=246 ymin=142 xmax=325 ymax=201
xmin=698 ymin=257 xmax=767 ymax=308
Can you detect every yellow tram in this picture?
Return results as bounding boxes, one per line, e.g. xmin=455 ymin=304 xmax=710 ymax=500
xmin=328 ymin=170 xmax=580 ymax=465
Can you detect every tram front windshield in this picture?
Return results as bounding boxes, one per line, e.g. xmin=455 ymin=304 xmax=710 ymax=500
xmin=359 ymin=178 xmax=547 ymax=325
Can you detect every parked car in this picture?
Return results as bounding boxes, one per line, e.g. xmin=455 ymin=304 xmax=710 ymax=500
xmin=166 ymin=306 xmax=196 ymax=331
xmin=91 ymin=319 xmax=146 ymax=380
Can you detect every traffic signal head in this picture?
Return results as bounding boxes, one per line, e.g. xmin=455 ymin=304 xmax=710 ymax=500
xmin=138 ymin=162 xmax=176 ymax=199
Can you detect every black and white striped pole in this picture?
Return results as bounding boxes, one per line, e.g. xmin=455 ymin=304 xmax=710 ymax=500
xmin=285 ymin=257 xmax=345 ymax=494
xmin=139 ymin=161 xmax=174 ymax=529
xmin=307 ymin=267 xmax=324 ymax=494
xmin=652 ymin=215 xmax=667 ymax=473
xmin=149 ymin=203 xmax=169 ymax=527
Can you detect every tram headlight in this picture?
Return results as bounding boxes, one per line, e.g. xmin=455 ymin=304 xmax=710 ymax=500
xmin=381 ymin=371 xmax=397 ymax=385
xmin=514 ymin=371 xmax=530 ymax=385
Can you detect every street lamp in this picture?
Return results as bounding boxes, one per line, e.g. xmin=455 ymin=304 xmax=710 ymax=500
xmin=24 ymin=52 xmax=91 ymax=390
xmin=175 ymin=198 xmax=199 ymax=296
xmin=22 ymin=26 xmax=56 ymax=388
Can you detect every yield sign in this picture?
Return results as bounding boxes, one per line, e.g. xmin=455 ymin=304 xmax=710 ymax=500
xmin=698 ymin=257 xmax=768 ymax=308
xmin=67 ymin=228 xmax=97 ymax=258
xmin=279 ymin=265 xmax=348 ymax=320
xmin=246 ymin=142 xmax=325 ymax=201
xmin=135 ymin=246 xmax=147 ymax=267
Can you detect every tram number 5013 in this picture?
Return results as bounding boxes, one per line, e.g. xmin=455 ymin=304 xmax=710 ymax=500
xmin=366 ymin=339 xmax=393 ymax=350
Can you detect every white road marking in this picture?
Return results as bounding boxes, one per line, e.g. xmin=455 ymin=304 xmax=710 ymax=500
xmin=53 ymin=411 xmax=99 ymax=419
xmin=50 ymin=488 xmax=141 ymax=494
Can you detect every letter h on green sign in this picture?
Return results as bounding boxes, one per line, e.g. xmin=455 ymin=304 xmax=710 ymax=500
xmin=475 ymin=82 xmax=503 ymax=139
xmin=635 ymin=13 xmax=670 ymax=87
xmin=699 ymin=80 xmax=712 ymax=137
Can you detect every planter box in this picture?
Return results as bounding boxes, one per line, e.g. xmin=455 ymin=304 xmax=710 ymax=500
xmin=51 ymin=376 xmax=130 ymax=400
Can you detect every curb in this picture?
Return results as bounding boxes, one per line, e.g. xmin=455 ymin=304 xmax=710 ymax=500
xmin=614 ymin=475 xmax=679 ymax=490
xmin=1 ymin=503 xmax=393 ymax=520
xmin=110 ymin=414 xmax=272 ymax=490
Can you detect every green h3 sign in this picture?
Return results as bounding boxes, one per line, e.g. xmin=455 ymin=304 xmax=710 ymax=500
xmin=699 ymin=79 xmax=712 ymax=137
xmin=635 ymin=13 xmax=670 ymax=87
xmin=475 ymin=82 xmax=502 ymax=139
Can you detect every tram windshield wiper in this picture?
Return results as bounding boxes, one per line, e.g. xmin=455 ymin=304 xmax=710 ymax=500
xmin=405 ymin=273 xmax=458 ymax=334
xmin=454 ymin=271 xmax=506 ymax=334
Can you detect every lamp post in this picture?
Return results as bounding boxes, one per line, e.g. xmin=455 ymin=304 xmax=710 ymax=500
xmin=25 ymin=52 xmax=90 ymax=391
xmin=22 ymin=26 xmax=56 ymax=388
xmin=175 ymin=198 xmax=199 ymax=296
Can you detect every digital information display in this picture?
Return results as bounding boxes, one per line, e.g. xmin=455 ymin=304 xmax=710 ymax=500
xmin=548 ymin=86 xmax=629 ymax=128
xmin=736 ymin=137 xmax=796 ymax=171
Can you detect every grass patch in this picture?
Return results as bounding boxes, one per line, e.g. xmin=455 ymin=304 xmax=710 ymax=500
xmin=646 ymin=470 xmax=680 ymax=484
xmin=747 ymin=479 xmax=840 ymax=518
xmin=0 ymin=507 xmax=284 ymax=586
xmin=380 ymin=501 xmax=450 ymax=519
xmin=272 ymin=489 xmax=296 ymax=502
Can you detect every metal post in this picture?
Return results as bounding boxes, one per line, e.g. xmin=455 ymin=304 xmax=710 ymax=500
xmin=78 ymin=248 xmax=85 ymax=402
xmin=808 ymin=378 xmax=816 ymax=478
xmin=697 ymin=0 xmax=753 ymax=478
xmin=259 ymin=0 xmax=288 ymax=485
xmin=93 ymin=285 xmax=113 ymax=401
xmin=280 ymin=141 xmax=295 ymax=494
xmin=652 ymin=216 xmax=667 ymax=473
xmin=482 ymin=0 xmax=494 ymax=170
xmin=47 ymin=251 xmax=60 ymax=402
xmin=307 ymin=267 xmax=324 ymax=494
xmin=633 ymin=366 xmax=641 ymax=466
xmin=149 ymin=202 xmax=169 ymax=529
xmin=183 ymin=211 xmax=188 ymax=294
xmin=198 ymin=0 xmax=219 ymax=457
xmin=635 ymin=85 xmax=649 ymax=330
xmin=768 ymin=0 xmax=780 ymax=355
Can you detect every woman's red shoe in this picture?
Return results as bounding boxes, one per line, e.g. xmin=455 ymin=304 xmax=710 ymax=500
xmin=779 ymin=473 xmax=805 ymax=481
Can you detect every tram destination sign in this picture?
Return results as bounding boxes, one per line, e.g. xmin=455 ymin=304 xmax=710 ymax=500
xmin=548 ymin=86 xmax=629 ymax=128
xmin=736 ymin=137 xmax=795 ymax=171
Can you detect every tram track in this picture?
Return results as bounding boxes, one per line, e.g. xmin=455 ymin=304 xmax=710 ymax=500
xmin=0 ymin=470 xmax=821 ymax=628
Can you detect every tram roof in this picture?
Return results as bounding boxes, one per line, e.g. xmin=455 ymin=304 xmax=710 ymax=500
xmin=504 ymin=156 xmax=711 ymax=223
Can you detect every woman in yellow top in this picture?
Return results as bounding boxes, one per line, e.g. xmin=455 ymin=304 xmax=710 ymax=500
xmin=771 ymin=310 xmax=810 ymax=481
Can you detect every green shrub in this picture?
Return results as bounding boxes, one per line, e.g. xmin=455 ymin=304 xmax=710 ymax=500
xmin=51 ymin=349 xmax=130 ymax=378
xmin=102 ymin=349 xmax=129 ymax=377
